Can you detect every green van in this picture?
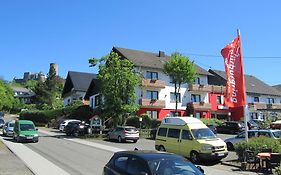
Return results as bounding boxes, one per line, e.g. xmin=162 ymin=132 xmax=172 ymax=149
xmin=13 ymin=120 xmax=39 ymax=143
xmin=155 ymin=117 xmax=228 ymax=163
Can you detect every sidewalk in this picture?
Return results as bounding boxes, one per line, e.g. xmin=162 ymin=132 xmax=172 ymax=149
xmin=0 ymin=136 xmax=69 ymax=175
xmin=0 ymin=139 xmax=33 ymax=175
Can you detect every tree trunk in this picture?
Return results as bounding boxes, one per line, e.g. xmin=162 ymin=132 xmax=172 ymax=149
xmin=174 ymin=83 xmax=178 ymax=116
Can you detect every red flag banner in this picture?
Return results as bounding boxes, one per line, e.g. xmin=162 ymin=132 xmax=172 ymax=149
xmin=221 ymin=36 xmax=246 ymax=107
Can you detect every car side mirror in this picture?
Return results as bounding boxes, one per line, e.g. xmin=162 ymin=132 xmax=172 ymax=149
xmin=196 ymin=166 xmax=204 ymax=174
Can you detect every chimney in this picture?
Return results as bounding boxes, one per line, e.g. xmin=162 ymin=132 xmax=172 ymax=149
xmin=159 ymin=51 xmax=165 ymax=57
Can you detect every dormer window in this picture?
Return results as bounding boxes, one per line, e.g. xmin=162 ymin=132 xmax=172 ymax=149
xmin=146 ymin=71 xmax=158 ymax=80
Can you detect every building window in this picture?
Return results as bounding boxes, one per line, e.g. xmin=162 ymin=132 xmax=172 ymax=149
xmin=170 ymin=92 xmax=181 ymax=103
xmin=268 ymin=98 xmax=275 ymax=104
xmin=146 ymin=90 xmax=158 ymax=100
xmin=147 ymin=111 xmax=158 ymax=119
xmin=216 ymin=96 xmax=223 ymax=104
xmin=195 ymin=112 xmax=201 ymax=119
xmin=146 ymin=71 xmax=158 ymax=80
xmin=196 ymin=77 xmax=200 ymax=84
xmin=191 ymin=94 xmax=201 ymax=102
xmin=254 ymin=97 xmax=259 ymax=103
xmin=90 ymin=98 xmax=94 ymax=108
xmin=94 ymin=95 xmax=101 ymax=107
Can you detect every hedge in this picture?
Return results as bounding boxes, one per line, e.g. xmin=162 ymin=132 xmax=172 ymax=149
xmin=19 ymin=105 xmax=95 ymax=126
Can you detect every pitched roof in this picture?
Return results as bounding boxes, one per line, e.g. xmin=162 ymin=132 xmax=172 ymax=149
xmin=113 ymin=47 xmax=210 ymax=76
xmin=84 ymin=78 xmax=101 ymax=100
xmin=209 ymin=69 xmax=281 ymax=96
xmin=11 ymin=86 xmax=35 ymax=98
xmin=273 ymin=84 xmax=281 ymax=93
xmin=62 ymin=71 xmax=97 ymax=97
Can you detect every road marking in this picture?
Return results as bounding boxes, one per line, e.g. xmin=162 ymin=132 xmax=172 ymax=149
xmin=0 ymin=137 xmax=70 ymax=175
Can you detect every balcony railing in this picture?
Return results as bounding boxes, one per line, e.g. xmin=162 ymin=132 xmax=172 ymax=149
xmin=188 ymin=102 xmax=212 ymax=110
xmin=188 ymin=84 xmax=212 ymax=92
xmin=141 ymin=79 xmax=166 ymax=88
xmin=210 ymin=85 xmax=226 ymax=93
xmin=248 ymin=102 xmax=267 ymax=110
xmin=267 ymin=103 xmax=281 ymax=109
xmin=139 ymin=98 xmax=165 ymax=108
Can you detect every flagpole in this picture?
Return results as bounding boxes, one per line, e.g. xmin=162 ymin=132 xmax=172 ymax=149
xmin=237 ymin=29 xmax=248 ymax=142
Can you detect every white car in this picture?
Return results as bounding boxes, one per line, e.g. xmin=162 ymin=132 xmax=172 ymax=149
xmin=59 ymin=119 xmax=81 ymax=132
xmin=224 ymin=129 xmax=281 ymax=150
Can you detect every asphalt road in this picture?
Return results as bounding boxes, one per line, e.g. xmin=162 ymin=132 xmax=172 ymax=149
xmin=24 ymin=133 xmax=113 ymax=175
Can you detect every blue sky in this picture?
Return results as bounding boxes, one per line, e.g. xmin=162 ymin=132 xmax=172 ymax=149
xmin=1 ymin=1 xmax=281 ymax=85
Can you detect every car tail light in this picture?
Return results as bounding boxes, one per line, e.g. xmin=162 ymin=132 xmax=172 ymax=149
xmin=123 ymin=130 xmax=129 ymax=134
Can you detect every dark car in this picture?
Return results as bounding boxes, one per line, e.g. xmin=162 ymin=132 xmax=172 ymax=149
xmin=64 ymin=121 xmax=89 ymax=137
xmin=207 ymin=124 xmax=217 ymax=134
xmin=0 ymin=118 xmax=4 ymax=129
xmin=216 ymin=121 xmax=244 ymax=134
xmin=103 ymin=150 xmax=205 ymax=175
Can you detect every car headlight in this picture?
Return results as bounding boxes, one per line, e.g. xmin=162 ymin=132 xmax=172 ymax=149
xmin=202 ymin=144 xmax=213 ymax=151
xmin=34 ymin=134 xmax=39 ymax=137
xmin=19 ymin=134 xmax=25 ymax=137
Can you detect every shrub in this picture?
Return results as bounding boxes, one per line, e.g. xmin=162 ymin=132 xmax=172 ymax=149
xmin=125 ymin=116 xmax=161 ymax=129
xmin=235 ymin=137 xmax=281 ymax=161
xmin=200 ymin=118 xmax=224 ymax=126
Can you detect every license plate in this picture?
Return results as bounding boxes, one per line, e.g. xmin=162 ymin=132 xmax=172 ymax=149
xmin=218 ymin=153 xmax=224 ymax=156
xmin=26 ymin=137 xmax=33 ymax=139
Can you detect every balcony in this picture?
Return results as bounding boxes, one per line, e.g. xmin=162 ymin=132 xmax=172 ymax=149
xmin=210 ymin=85 xmax=226 ymax=93
xmin=141 ymin=79 xmax=166 ymax=88
xmin=188 ymin=84 xmax=212 ymax=92
xmin=139 ymin=98 xmax=166 ymax=108
xmin=267 ymin=103 xmax=281 ymax=109
xmin=188 ymin=102 xmax=212 ymax=110
xmin=248 ymin=102 xmax=267 ymax=110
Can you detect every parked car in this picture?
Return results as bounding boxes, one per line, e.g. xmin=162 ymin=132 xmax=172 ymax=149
xmin=2 ymin=120 xmax=15 ymax=137
xmin=13 ymin=120 xmax=39 ymax=143
xmin=224 ymin=129 xmax=281 ymax=151
xmin=216 ymin=121 xmax=245 ymax=134
xmin=270 ymin=120 xmax=281 ymax=129
xmin=207 ymin=124 xmax=217 ymax=134
xmin=107 ymin=126 xmax=139 ymax=143
xmin=0 ymin=118 xmax=4 ymax=129
xmin=59 ymin=119 xmax=81 ymax=132
xmin=103 ymin=150 xmax=205 ymax=175
xmin=244 ymin=120 xmax=259 ymax=130
xmin=64 ymin=121 xmax=89 ymax=137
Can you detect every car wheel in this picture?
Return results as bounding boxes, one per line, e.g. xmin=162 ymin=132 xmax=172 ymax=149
xmin=190 ymin=151 xmax=200 ymax=164
xmin=73 ymin=131 xmax=79 ymax=137
xmin=118 ymin=136 xmax=122 ymax=143
xmin=16 ymin=136 xmax=20 ymax=143
xmin=158 ymin=145 xmax=166 ymax=152
xmin=226 ymin=142 xmax=234 ymax=151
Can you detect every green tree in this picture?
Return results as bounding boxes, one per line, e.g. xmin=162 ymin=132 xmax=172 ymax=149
xmin=0 ymin=80 xmax=17 ymax=112
xmin=24 ymin=80 xmax=38 ymax=91
xmin=163 ymin=52 xmax=197 ymax=115
xmin=34 ymin=66 xmax=64 ymax=109
xmin=89 ymin=51 xmax=141 ymax=126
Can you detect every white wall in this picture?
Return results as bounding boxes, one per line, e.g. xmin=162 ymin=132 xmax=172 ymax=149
xmin=247 ymin=94 xmax=281 ymax=104
xmin=136 ymin=67 xmax=209 ymax=110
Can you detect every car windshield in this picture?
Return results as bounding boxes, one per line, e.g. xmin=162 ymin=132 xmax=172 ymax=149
xmin=8 ymin=123 xmax=15 ymax=127
xmin=272 ymin=131 xmax=281 ymax=138
xmin=20 ymin=124 xmax=35 ymax=131
xmin=191 ymin=128 xmax=216 ymax=139
xmin=148 ymin=158 xmax=204 ymax=175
